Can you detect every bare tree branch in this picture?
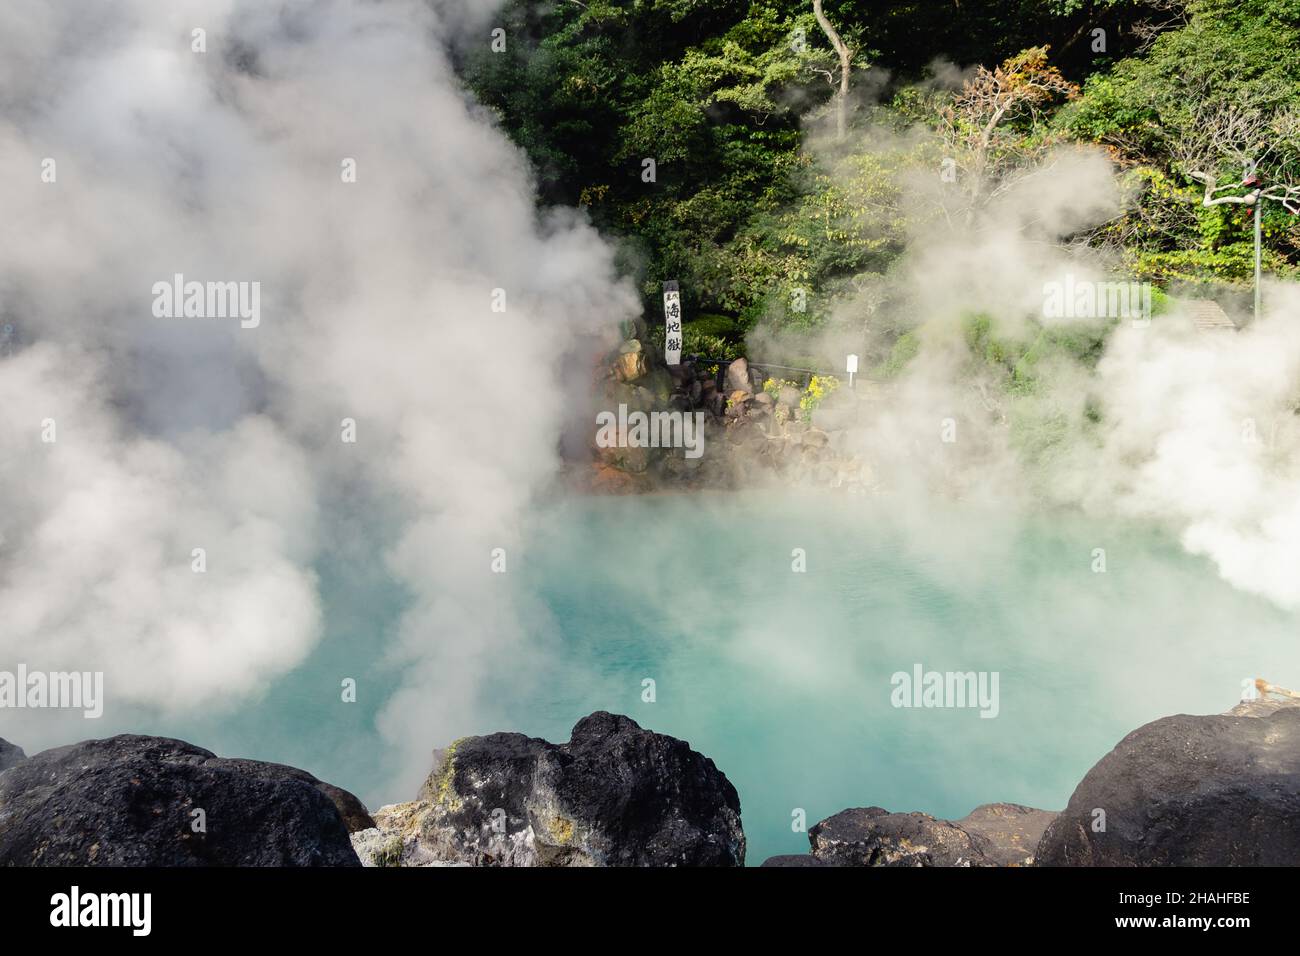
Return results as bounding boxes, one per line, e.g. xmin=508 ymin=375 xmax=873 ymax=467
xmin=939 ymin=46 xmax=1077 ymax=220
xmin=812 ymin=0 xmax=853 ymax=140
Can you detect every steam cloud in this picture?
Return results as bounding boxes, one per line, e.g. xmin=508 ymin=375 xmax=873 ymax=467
xmin=752 ymin=114 xmax=1300 ymax=616
xmin=0 ymin=0 xmax=636 ymax=778
xmin=1074 ymin=286 xmax=1300 ymax=610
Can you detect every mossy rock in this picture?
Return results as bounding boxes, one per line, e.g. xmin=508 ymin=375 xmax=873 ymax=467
xmin=372 ymin=835 xmax=406 ymax=868
xmin=422 ymin=739 xmax=464 ymax=811
xmin=641 ymin=368 xmax=674 ymax=405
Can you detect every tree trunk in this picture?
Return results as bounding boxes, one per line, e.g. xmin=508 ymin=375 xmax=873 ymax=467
xmin=812 ymin=0 xmax=852 ymax=140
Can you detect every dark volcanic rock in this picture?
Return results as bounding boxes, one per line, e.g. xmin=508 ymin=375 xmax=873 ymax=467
xmin=956 ymin=803 xmax=1058 ymax=866
xmin=218 ymin=758 xmax=375 ymax=834
xmin=0 ymin=738 xmax=24 ymax=772
xmin=1036 ymin=703 xmax=1300 ymax=866
xmin=760 ymin=853 xmax=827 ymax=867
xmin=0 ymin=735 xmax=366 ymax=866
xmin=811 ymin=806 xmax=985 ymax=866
xmin=360 ymin=711 xmax=744 ymax=866
xmin=810 ymin=802 xmax=1056 ymax=867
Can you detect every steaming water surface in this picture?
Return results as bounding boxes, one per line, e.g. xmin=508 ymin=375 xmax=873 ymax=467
xmin=164 ymin=492 xmax=1300 ymax=865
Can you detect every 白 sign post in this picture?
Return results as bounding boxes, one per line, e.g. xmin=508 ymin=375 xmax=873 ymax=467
xmin=663 ymin=280 xmax=682 ymax=366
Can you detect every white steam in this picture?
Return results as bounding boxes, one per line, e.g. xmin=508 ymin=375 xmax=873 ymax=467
xmin=1074 ymin=287 xmax=1300 ymax=609
xmin=0 ymin=0 xmax=637 ymax=770
xmin=776 ymin=121 xmax=1300 ymax=614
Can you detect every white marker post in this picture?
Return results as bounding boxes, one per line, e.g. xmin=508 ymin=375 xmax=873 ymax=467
xmin=846 ymin=353 xmax=858 ymax=389
xmin=663 ymin=280 xmax=682 ymax=367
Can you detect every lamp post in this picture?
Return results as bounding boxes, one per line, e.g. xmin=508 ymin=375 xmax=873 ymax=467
xmin=1196 ymin=161 xmax=1300 ymax=322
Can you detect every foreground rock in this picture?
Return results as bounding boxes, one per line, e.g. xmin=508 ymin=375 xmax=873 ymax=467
xmin=805 ymin=802 xmax=1055 ymax=867
xmin=0 ymin=735 xmax=369 ymax=866
xmin=771 ymin=695 xmax=1300 ymax=868
xmin=760 ymin=853 xmax=828 ymax=867
xmin=0 ymin=738 xmax=24 ymax=772
xmin=353 ymin=711 xmax=745 ymax=866
xmin=1036 ymin=698 xmax=1300 ymax=866
xmin=956 ymin=803 xmax=1059 ymax=865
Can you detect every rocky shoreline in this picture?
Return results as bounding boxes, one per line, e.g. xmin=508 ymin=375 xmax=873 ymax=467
xmin=1 ymin=695 xmax=1296 ymax=866
xmin=578 ymin=319 xmax=877 ymax=496
xmin=762 ymin=694 xmax=1300 ymax=867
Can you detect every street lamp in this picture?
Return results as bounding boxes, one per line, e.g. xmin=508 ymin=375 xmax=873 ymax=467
xmin=1196 ymin=161 xmax=1300 ymax=322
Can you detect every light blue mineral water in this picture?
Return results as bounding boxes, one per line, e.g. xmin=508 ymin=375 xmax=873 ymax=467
xmin=158 ymin=491 xmax=1300 ymax=865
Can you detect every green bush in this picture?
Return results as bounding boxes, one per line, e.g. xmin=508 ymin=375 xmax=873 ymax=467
xmin=874 ymin=330 xmax=920 ymax=379
xmin=647 ymin=323 xmax=738 ymax=360
xmin=688 ymin=313 xmax=741 ymax=338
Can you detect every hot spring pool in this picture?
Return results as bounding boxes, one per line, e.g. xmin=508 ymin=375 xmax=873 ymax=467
xmin=158 ymin=491 xmax=1300 ymax=865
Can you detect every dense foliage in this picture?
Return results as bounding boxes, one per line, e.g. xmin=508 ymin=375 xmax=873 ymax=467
xmin=459 ymin=0 xmax=1300 ymax=356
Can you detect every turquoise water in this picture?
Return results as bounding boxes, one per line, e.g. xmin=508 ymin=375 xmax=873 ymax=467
xmin=158 ymin=491 xmax=1300 ymax=865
